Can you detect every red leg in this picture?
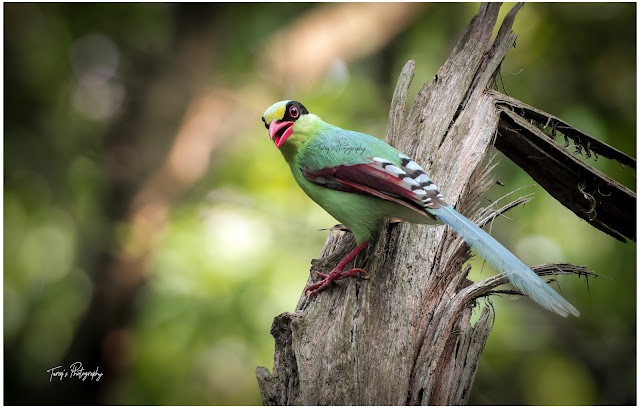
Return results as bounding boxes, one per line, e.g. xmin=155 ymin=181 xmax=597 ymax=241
xmin=304 ymin=242 xmax=369 ymax=297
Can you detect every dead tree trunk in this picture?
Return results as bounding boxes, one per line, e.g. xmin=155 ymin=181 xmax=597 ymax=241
xmin=257 ymin=3 xmax=625 ymax=405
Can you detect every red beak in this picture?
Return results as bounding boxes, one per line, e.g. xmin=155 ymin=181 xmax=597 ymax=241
xmin=268 ymin=120 xmax=294 ymax=148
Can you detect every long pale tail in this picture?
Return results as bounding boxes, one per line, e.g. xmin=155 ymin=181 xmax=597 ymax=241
xmin=431 ymin=205 xmax=579 ymax=317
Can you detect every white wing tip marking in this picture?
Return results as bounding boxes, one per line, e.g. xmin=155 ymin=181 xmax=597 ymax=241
xmin=385 ymin=165 xmax=406 ymax=177
xmin=372 ymin=156 xmax=390 ymax=164
xmin=404 ymin=160 xmax=422 ymax=171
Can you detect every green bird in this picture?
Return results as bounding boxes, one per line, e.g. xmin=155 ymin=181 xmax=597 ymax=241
xmin=262 ymin=100 xmax=579 ymax=317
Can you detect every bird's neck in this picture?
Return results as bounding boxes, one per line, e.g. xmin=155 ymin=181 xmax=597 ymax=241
xmin=279 ymin=114 xmax=330 ymax=164
xmin=279 ymin=138 xmax=301 ymax=164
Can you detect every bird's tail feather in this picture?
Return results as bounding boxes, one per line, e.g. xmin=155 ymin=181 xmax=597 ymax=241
xmin=431 ymin=205 xmax=579 ymax=317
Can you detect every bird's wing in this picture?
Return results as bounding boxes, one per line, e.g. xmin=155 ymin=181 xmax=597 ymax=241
xmin=302 ymin=153 xmax=447 ymax=220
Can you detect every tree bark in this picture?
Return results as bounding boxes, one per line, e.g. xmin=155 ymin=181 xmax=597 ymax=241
xmin=492 ymin=91 xmax=636 ymax=242
xmin=257 ymin=3 xmax=602 ymax=405
xmin=256 ymin=4 xmax=517 ymax=405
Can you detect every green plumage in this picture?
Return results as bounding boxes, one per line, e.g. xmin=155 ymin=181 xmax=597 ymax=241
xmin=283 ymin=114 xmax=438 ymax=245
xmin=262 ymin=100 xmax=579 ymax=316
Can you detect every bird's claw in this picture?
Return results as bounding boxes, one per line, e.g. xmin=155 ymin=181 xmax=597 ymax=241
xmin=304 ymin=268 xmax=369 ymax=297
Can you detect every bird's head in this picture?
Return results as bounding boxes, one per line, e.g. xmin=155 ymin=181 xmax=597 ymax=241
xmin=262 ymin=100 xmax=309 ymax=148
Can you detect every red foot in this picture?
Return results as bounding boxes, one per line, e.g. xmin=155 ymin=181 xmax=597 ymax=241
xmin=304 ymin=268 xmax=369 ymax=297
xmin=303 ymin=241 xmax=369 ymax=298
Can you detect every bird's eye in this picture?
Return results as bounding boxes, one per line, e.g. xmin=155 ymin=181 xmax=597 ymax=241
xmin=289 ymin=105 xmax=299 ymax=119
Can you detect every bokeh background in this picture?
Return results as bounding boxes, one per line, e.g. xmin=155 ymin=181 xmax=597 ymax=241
xmin=4 ymin=2 xmax=636 ymax=405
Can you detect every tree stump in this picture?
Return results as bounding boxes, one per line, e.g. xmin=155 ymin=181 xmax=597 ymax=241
xmin=256 ymin=3 xmax=607 ymax=405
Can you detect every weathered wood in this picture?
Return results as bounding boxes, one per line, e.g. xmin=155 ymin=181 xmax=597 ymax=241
xmin=492 ymin=91 xmax=636 ymax=168
xmin=491 ymin=92 xmax=636 ymax=242
xmin=256 ymin=2 xmax=609 ymax=405
xmin=386 ymin=59 xmax=415 ymax=142
xmin=257 ymin=4 xmax=525 ymax=405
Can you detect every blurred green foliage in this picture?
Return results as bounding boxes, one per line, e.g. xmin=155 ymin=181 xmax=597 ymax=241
xmin=4 ymin=2 xmax=635 ymax=405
